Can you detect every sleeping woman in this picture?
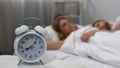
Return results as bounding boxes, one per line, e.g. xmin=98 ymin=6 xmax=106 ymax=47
xmin=47 ymin=17 xmax=82 ymax=50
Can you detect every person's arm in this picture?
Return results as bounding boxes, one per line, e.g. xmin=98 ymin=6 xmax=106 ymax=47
xmin=80 ymin=30 xmax=98 ymax=42
xmin=47 ymin=41 xmax=64 ymax=50
xmin=81 ymin=29 xmax=110 ymax=42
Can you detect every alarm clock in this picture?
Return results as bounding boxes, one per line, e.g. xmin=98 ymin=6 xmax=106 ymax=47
xmin=14 ymin=25 xmax=48 ymax=65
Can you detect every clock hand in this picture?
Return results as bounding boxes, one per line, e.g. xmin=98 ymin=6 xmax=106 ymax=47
xmin=29 ymin=45 xmax=35 ymax=50
xmin=33 ymin=37 xmax=37 ymax=45
xmin=26 ymin=48 xmax=29 ymax=51
xmin=30 ymin=37 xmax=37 ymax=49
xmin=25 ymin=38 xmax=37 ymax=51
xmin=25 ymin=45 xmax=33 ymax=51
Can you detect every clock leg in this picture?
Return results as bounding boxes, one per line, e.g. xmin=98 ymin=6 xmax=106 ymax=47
xmin=17 ymin=60 xmax=22 ymax=65
xmin=40 ymin=60 xmax=44 ymax=65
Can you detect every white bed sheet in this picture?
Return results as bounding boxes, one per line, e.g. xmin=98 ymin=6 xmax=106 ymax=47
xmin=0 ymin=52 xmax=117 ymax=68
xmin=47 ymin=50 xmax=118 ymax=68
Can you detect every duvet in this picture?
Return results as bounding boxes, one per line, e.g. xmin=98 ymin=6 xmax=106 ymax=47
xmin=60 ymin=26 xmax=120 ymax=67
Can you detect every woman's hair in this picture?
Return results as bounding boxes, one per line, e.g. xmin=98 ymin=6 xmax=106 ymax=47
xmin=92 ymin=19 xmax=111 ymax=30
xmin=54 ymin=12 xmax=68 ymax=20
xmin=52 ymin=17 xmax=69 ymax=40
xmin=52 ymin=17 xmax=77 ymax=40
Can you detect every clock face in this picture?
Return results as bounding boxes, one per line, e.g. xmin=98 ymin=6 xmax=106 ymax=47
xmin=17 ymin=34 xmax=46 ymax=62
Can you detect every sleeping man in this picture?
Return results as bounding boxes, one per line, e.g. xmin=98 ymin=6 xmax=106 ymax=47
xmin=47 ymin=19 xmax=120 ymax=67
xmin=81 ymin=19 xmax=120 ymax=42
xmin=81 ymin=19 xmax=112 ymax=42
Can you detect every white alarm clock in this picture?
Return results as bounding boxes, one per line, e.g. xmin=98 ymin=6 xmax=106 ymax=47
xmin=14 ymin=25 xmax=48 ymax=64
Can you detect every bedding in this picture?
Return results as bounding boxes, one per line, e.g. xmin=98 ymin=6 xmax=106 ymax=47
xmin=59 ymin=26 xmax=120 ymax=67
xmin=45 ymin=25 xmax=59 ymax=41
xmin=47 ymin=50 xmax=118 ymax=68
xmin=0 ymin=52 xmax=117 ymax=68
xmin=0 ymin=54 xmax=117 ymax=68
xmin=45 ymin=16 xmax=120 ymax=68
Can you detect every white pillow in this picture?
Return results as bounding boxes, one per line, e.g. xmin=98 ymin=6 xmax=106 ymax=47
xmin=45 ymin=25 xmax=59 ymax=41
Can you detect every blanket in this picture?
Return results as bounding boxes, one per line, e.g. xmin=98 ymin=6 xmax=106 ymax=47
xmin=60 ymin=26 xmax=120 ymax=67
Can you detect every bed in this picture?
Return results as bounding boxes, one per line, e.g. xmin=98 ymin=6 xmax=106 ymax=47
xmin=0 ymin=51 xmax=118 ymax=68
xmin=44 ymin=18 xmax=120 ymax=68
xmin=2 ymin=17 xmax=119 ymax=68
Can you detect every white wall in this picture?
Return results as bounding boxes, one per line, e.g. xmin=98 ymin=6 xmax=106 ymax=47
xmin=82 ymin=0 xmax=120 ymax=25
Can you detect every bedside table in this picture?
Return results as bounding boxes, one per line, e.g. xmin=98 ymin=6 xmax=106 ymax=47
xmin=0 ymin=55 xmax=85 ymax=68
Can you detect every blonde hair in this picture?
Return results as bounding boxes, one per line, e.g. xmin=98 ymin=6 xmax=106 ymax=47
xmin=52 ymin=17 xmax=77 ymax=40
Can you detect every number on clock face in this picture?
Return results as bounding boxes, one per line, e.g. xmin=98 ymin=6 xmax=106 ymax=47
xmin=18 ymin=34 xmax=45 ymax=61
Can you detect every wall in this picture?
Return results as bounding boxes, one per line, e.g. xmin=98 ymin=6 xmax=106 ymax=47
xmin=0 ymin=0 xmax=54 ymax=55
xmin=82 ymin=0 xmax=120 ymax=25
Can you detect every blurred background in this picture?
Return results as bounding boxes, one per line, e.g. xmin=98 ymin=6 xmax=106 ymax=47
xmin=0 ymin=0 xmax=120 ymax=55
